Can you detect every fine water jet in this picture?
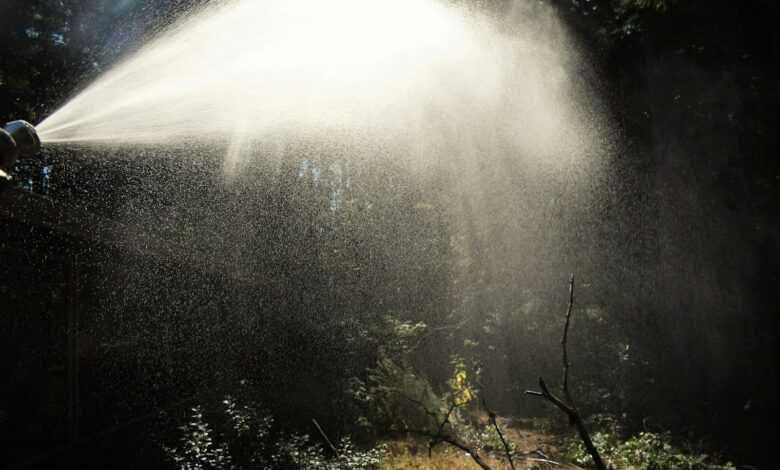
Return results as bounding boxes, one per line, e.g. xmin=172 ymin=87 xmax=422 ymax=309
xmin=35 ymin=0 xmax=607 ymax=180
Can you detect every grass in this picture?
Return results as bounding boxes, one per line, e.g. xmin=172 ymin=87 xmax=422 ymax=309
xmin=379 ymin=417 xmax=579 ymax=470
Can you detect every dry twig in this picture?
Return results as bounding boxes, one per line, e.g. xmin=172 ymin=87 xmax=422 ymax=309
xmin=525 ymin=274 xmax=608 ymax=470
xmin=399 ymin=397 xmax=493 ymax=470
xmin=311 ymin=418 xmax=339 ymax=456
xmin=481 ymin=397 xmax=516 ymax=470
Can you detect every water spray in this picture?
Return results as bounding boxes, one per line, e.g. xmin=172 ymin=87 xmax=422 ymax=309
xmin=0 ymin=120 xmax=41 ymax=182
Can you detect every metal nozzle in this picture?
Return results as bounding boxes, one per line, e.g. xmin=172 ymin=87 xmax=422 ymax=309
xmin=5 ymin=120 xmax=40 ymax=158
xmin=0 ymin=120 xmax=40 ymax=181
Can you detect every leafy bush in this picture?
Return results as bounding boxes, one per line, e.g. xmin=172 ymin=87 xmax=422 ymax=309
xmin=566 ymin=431 xmax=736 ymax=470
xmin=162 ymin=397 xmax=386 ymax=469
xmin=351 ymin=317 xmax=441 ymax=431
xmin=221 ymin=395 xmax=274 ymax=467
xmin=162 ymin=405 xmax=234 ymax=470
xmin=271 ymin=433 xmax=328 ymax=468
xmin=358 ymin=353 xmax=440 ymax=430
xmin=269 ymin=434 xmax=387 ymax=469
xmin=328 ymin=437 xmax=387 ymax=469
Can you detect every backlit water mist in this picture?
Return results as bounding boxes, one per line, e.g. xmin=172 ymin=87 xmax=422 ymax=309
xmin=36 ymin=0 xmax=608 ymax=171
xmin=5 ymin=1 xmax=776 ymax=465
xmin=36 ymin=0 xmax=614 ymax=331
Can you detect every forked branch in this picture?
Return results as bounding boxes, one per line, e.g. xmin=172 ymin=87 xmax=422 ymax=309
xmin=401 ymin=428 xmax=493 ymax=470
xmin=399 ymin=397 xmax=493 ymax=470
xmin=525 ymin=274 xmax=608 ymax=470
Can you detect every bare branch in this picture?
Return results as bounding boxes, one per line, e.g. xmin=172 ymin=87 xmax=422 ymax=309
xmin=311 ymin=418 xmax=338 ymax=455
xmin=561 ymin=273 xmax=575 ymax=403
xmin=525 ymin=377 xmax=577 ymax=423
xmin=401 ymin=395 xmax=439 ymax=424
xmin=520 ymin=456 xmax=584 ymax=468
xmin=514 ymin=449 xmax=586 ymax=469
xmin=482 ymin=397 xmax=515 ymax=470
xmin=428 ymin=401 xmax=461 ymax=457
xmin=396 ymin=429 xmax=493 ymax=470
xmin=399 ymin=396 xmax=493 ymax=470
xmin=437 ymin=402 xmax=459 ymax=436
xmin=526 ymin=275 xmax=609 ymax=470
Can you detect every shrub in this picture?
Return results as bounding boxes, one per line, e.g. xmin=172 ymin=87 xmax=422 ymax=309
xmin=162 ymin=405 xmax=234 ymax=470
xmin=566 ymin=430 xmax=736 ymax=470
xmin=162 ymin=397 xmax=386 ymax=469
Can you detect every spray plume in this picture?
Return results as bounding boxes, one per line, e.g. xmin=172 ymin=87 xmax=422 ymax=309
xmin=36 ymin=0 xmax=607 ymax=175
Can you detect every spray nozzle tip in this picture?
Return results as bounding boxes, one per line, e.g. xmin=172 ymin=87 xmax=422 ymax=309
xmin=0 ymin=120 xmax=41 ymax=177
xmin=4 ymin=120 xmax=40 ymax=157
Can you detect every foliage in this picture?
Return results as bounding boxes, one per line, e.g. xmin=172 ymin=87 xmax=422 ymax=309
xmin=357 ymin=318 xmax=440 ymax=431
xmin=222 ymin=395 xmax=271 ymax=438
xmin=162 ymin=406 xmax=235 ymax=470
xmin=381 ymin=316 xmax=429 ymax=359
xmin=566 ymin=431 xmax=737 ymax=470
xmin=447 ymin=355 xmax=477 ymax=407
xmin=328 ymin=437 xmax=387 ymax=470
xmin=620 ymin=0 xmax=675 ymax=12
xmin=270 ymin=433 xmax=326 ymax=469
xmin=221 ymin=395 xmax=274 ymax=467
xmin=269 ymin=434 xmax=387 ymax=470
xmin=162 ymin=397 xmax=386 ymax=470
